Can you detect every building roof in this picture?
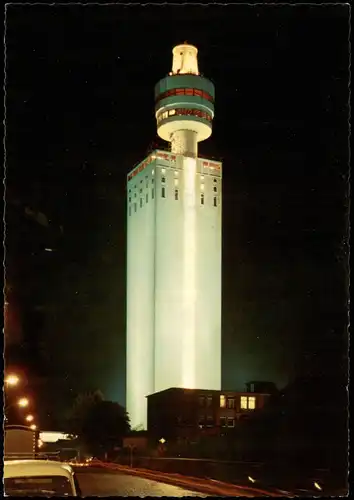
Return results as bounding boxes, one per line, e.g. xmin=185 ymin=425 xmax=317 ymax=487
xmin=146 ymin=387 xmax=272 ymax=398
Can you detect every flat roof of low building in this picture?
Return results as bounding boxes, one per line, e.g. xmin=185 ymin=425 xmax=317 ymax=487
xmin=146 ymin=387 xmax=272 ymax=398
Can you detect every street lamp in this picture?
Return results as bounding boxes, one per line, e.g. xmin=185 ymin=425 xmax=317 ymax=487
xmin=5 ymin=397 xmax=29 ymax=412
xmin=5 ymin=397 xmax=30 ymax=422
xmin=30 ymin=424 xmax=37 ymax=431
xmin=127 ymin=444 xmax=136 ymax=468
xmin=25 ymin=414 xmax=34 ymax=422
xmin=18 ymin=397 xmax=29 ymax=408
xmin=5 ymin=374 xmax=20 ymax=387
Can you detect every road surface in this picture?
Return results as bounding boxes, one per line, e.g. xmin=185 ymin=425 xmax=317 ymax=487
xmin=75 ymin=468 xmax=209 ymax=497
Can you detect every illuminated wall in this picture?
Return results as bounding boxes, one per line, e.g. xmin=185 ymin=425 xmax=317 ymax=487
xmin=127 ymin=151 xmax=222 ymax=429
xmin=195 ymin=159 xmax=222 ymax=390
xmin=126 ymin=158 xmax=156 ymax=430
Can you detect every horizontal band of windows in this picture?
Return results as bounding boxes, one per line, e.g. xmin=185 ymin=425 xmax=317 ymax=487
xmin=156 ymin=88 xmax=214 ymax=104
xmin=157 ymin=108 xmax=212 ymax=123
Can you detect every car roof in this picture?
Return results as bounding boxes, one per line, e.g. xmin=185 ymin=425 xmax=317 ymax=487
xmin=4 ymin=460 xmax=74 ymax=479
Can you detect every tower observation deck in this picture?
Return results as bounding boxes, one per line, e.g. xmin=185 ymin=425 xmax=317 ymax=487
xmin=155 ymin=43 xmax=215 ymax=156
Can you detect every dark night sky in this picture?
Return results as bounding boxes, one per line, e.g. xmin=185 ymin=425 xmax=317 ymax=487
xmin=5 ymin=4 xmax=349 ymax=414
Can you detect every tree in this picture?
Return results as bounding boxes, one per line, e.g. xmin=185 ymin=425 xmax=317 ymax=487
xmin=65 ymin=390 xmax=104 ymax=437
xmin=83 ymin=400 xmax=130 ymax=458
xmin=65 ymin=391 xmax=130 ymax=459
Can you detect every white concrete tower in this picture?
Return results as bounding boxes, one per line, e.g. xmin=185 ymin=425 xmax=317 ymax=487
xmin=126 ymin=43 xmax=222 ymax=430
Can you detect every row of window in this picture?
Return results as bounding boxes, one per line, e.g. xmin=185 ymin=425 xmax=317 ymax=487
xmin=129 ymin=172 xmax=219 ymax=194
xmin=157 ymin=108 xmax=212 ymax=124
xmin=156 ymin=87 xmax=214 ymax=104
xmin=199 ymin=395 xmax=256 ymax=410
xmin=221 ymin=395 xmax=256 ymax=410
xmin=197 ymin=416 xmax=236 ymax=428
xmin=128 ymin=189 xmax=219 ymax=215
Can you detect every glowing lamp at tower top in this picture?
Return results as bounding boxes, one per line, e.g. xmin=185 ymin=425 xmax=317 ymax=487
xmin=155 ymin=42 xmax=215 ymax=149
xmin=172 ymin=43 xmax=199 ymax=75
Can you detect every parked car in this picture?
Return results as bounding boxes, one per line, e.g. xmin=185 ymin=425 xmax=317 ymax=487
xmin=4 ymin=460 xmax=82 ymax=497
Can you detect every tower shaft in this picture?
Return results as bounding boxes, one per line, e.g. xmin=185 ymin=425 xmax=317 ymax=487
xmin=171 ymin=130 xmax=198 ymax=157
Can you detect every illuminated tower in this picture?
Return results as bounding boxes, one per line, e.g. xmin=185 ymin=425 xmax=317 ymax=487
xmin=126 ymin=43 xmax=222 ymax=429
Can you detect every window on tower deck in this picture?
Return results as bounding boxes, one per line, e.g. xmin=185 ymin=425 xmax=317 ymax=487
xmin=162 ymin=187 xmax=165 ymax=198
xmin=175 ymin=189 xmax=179 ymax=200
xmin=214 ymin=186 xmax=217 ymax=192
xmin=146 ymin=193 xmax=148 ymax=203
xmin=140 ymin=198 xmax=143 ymax=208
xmin=152 ymin=188 xmax=155 ymax=199
xmin=161 ymin=177 xmax=166 ymax=183
xmin=213 ymin=197 xmax=217 ymax=207
xmin=201 ymin=193 xmax=204 ymax=205
xmin=129 ymin=206 xmax=131 ymax=216
xmin=134 ymin=203 xmax=137 ymax=213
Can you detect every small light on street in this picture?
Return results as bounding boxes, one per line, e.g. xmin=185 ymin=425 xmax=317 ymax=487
xmin=5 ymin=374 xmax=20 ymax=387
xmin=314 ymin=482 xmax=322 ymax=491
xmin=18 ymin=397 xmax=29 ymax=408
xmin=248 ymin=476 xmax=256 ymax=483
xmin=30 ymin=424 xmax=37 ymax=430
xmin=25 ymin=414 xmax=34 ymax=422
xmin=38 ymin=439 xmax=43 ymax=448
xmin=159 ymin=438 xmax=166 ymax=444
xmin=45 ymin=248 xmax=54 ymax=252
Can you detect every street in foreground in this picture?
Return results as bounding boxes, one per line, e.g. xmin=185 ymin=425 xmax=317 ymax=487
xmin=75 ymin=468 xmax=209 ymax=497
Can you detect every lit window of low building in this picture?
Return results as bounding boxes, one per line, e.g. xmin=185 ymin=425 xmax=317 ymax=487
xmin=248 ymin=396 xmax=256 ymax=410
xmin=240 ymin=396 xmax=248 ymax=409
xmin=220 ymin=395 xmax=226 ymax=408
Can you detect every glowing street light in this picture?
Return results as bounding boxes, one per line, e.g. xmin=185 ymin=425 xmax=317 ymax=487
xmin=25 ymin=414 xmax=34 ymax=422
xmin=5 ymin=374 xmax=20 ymax=387
xmin=5 ymin=397 xmax=30 ymax=416
xmin=18 ymin=397 xmax=29 ymax=408
xmin=30 ymin=424 xmax=37 ymax=431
